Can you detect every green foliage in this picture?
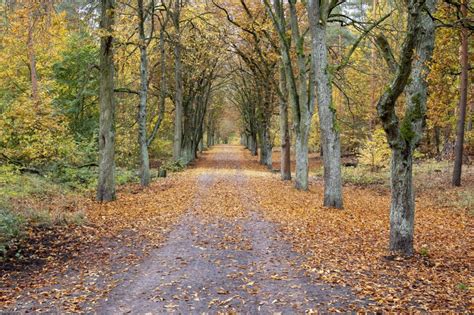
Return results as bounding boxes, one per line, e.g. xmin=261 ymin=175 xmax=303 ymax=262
xmin=161 ymin=160 xmax=186 ymax=173
xmin=358 ymin=128 xmax=391 ymax=171
xmin=51 ymin=165 xmax=138 ymax=191
xmin=419 ymin=246 xmax=429 ymax=257
xmin=52 ymin=32 xmax=99 ymax=140
xmin=51 ymin=166 xmax=99 ymax=191
xmin=342 ymin=166 xmax=389 ymax=186
xmin=0 ymin=209 xmax=24 ymax=256
xmin=457 ymin=283 xmax=468 ymax=291
xmin=0 ymin=164 xmax=58 ymax=198
xmin=116 ymin=169 xmax=139 ymax=185
xmin=0 ymin=95 xmax=78 ymax=167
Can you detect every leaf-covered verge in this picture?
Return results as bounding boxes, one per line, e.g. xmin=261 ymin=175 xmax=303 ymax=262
xmin=249 ymin=153 xmax=472 ymax=312
xmin=1 ymin=170 xmax=197 ymax=312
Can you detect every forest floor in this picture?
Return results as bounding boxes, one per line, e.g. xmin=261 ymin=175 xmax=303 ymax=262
xmin=1 ymin=145 xmax=472 ymax=313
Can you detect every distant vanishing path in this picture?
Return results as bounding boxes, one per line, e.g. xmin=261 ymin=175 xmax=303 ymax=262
xmin=97 ymin=145 xmax=366 ymax=313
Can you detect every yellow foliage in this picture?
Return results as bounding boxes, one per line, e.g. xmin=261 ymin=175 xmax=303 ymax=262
xmin=358 ymin=128 xmax=391 ymax=171
xmin=0 ymin=94 xmax=77 ymax=165
xmin=0 ymin=3 xmax=74 ymax=166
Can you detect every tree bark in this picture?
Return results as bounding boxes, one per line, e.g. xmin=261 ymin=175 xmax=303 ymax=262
xmin=287 ymin=0 xmax=314 ymax=190
xmin=279 ymin=64 xmax=291 ymax=180
xmin=389 ymin=147 xmax=414 ymax=254
xmin=97 ymin=0 xmax=116 ymax=202
xmin=172 ymin=0 xmax=183 ymax=161
xmin=137 ymin=0 xmax=150 ymax=186
xmin=295 ymin=132 xmax=309 ymax=189
xmin=452 ymin=0 xmax=469 ymax=186
xmin=375 ymin=0 xmax=436 ymax=255
xmin=27 ymin=7 xmax=39 ymax=103
xmin=147 ymin=21 xmax=168 ymax=147
xmin=308 ymin=1 xmax=343 ymax=208
xmin=258 ymin=124 xmax=272 ymax=169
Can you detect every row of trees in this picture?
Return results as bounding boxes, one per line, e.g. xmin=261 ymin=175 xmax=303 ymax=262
xmin=0 ymin=0 xmax=471 ymax=257
xmin=97 ymin=0 xmax=229 ymax=200
xmin=224 ymin=0 xmax=471 ymax=256
xmin=0 ymin=1 xmax=227 ymax=198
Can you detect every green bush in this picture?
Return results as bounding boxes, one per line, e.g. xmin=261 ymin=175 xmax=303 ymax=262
xmin=116 ymin=168 xmax=138 ymax=185
xmin=0 ymin=208 xmax=24 ymax=256
xmin=161 ymin=159 xmax=186 ymax=173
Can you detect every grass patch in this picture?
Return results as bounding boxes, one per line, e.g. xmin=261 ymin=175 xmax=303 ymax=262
xmin=312 ymin=165 xmax=388 ymax=186
xmin=342 ymin=166 xmax=388 ymax=186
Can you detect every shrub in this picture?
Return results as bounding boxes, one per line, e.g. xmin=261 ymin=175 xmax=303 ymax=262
xmin=0 ymin=95 xmax=78 ymax=168
xmin=358 ymin=128 xmax=391 ymax=171
xmin=0 ymin=209 xmax=24 ymax=256
xmin=161 ymin=159 xmax=186 ymax=173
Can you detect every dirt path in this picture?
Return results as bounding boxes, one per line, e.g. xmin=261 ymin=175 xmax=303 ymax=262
xmin=97 ymin=145 xmax=365 ymax=313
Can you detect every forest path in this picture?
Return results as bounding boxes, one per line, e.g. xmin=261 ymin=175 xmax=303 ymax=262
xmin=97 ymin=145 xmax=365 ymax=313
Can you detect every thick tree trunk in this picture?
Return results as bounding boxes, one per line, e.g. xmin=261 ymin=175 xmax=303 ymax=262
xmin=248 ymin=132 xmax=257 ymax=156
xmin=181 ymin=140 xmax=194 ymax=164
xmin=137 ymin=0 xmax=150 ymax=186
xmin=309 ymin=6 xmax=343 ymax=208
xmin=199 ymin=138 xmax=204 ymax=153
xmin=97 ymin=0 xmax=116 ymax=202
xmin=279 ymin=64 xmax=291 ymax=180
xmin=289 ymin=0 xmax=313 ymax=191
xmin=260 ymin=126 xmax=272 ymax=169
xmin=452 ymin=0 xmax=469 ymax=186
xmin=376 ymin=0 xmax=436 ymax=256
xmin=172 ymin=2 xmax=183 ymax=161
xmin=295 ymin=131 xmax=309 ymax=190
xmin=389 ymin=148 xmax=414 ymax=255
xmin=251 ymin=132 xmax=258 ymax=156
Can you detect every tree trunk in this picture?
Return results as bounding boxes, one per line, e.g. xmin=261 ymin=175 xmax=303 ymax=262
xmin=251 ymin=132 xmax=258 ymax=156
xmin=199 ymin=138 xmax=204 ymax=153
xmin=260 ymin=126 xmax=272 ymax=169
xmin=289 ymin=0 xmax=313 ymax=191
xmin=389 ymin=148 xmax=414 ymax=255
xmin=27 ymin=10 xmax=39 ymax=103
xmin=452 ymin=0 xmax=469 ymax=186
xmin=468 ymin=93 xmax=473 ymax=131
xmin=147 ymin=23 xmax=167 ymax=147
xmin=97 ymin=0 xmax=116 ymax=202
xmin=137 ymin=0 xmax=150 ymax=186
xmin=308 ymin=2 xmax=343 ymax=208
xmin=172 ymin=2 xmax=183 ymax=161
xmin=375 ymin=0 xmax=436 ymax=256
xmin=295 ymin=131 xmax=309 ymax=190
xmin=279 ymin=64 xmax=291 ymax=180
xmin=434 ymin=125 xmax=441 ymax=157
xmin=207 ymin=122 xmax=213 ymax=147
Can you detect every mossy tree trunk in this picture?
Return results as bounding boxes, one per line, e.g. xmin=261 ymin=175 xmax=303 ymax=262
xmin=375 ymin=0 xmax=436 ymax=256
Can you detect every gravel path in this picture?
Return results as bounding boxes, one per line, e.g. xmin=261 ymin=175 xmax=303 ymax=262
xmin=98 ymin=145 xmax=366 ymax=313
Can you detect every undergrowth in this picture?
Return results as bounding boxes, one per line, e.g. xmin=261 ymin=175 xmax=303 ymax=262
xmin=0 ymin=158 xmax=188 ymax=257
xmin=0 ymin=164 xmax=135 ymax=257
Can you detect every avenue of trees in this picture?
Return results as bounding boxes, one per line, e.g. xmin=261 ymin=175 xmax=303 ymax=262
xmin=0 ymin=0 xmax=472 ymax=257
